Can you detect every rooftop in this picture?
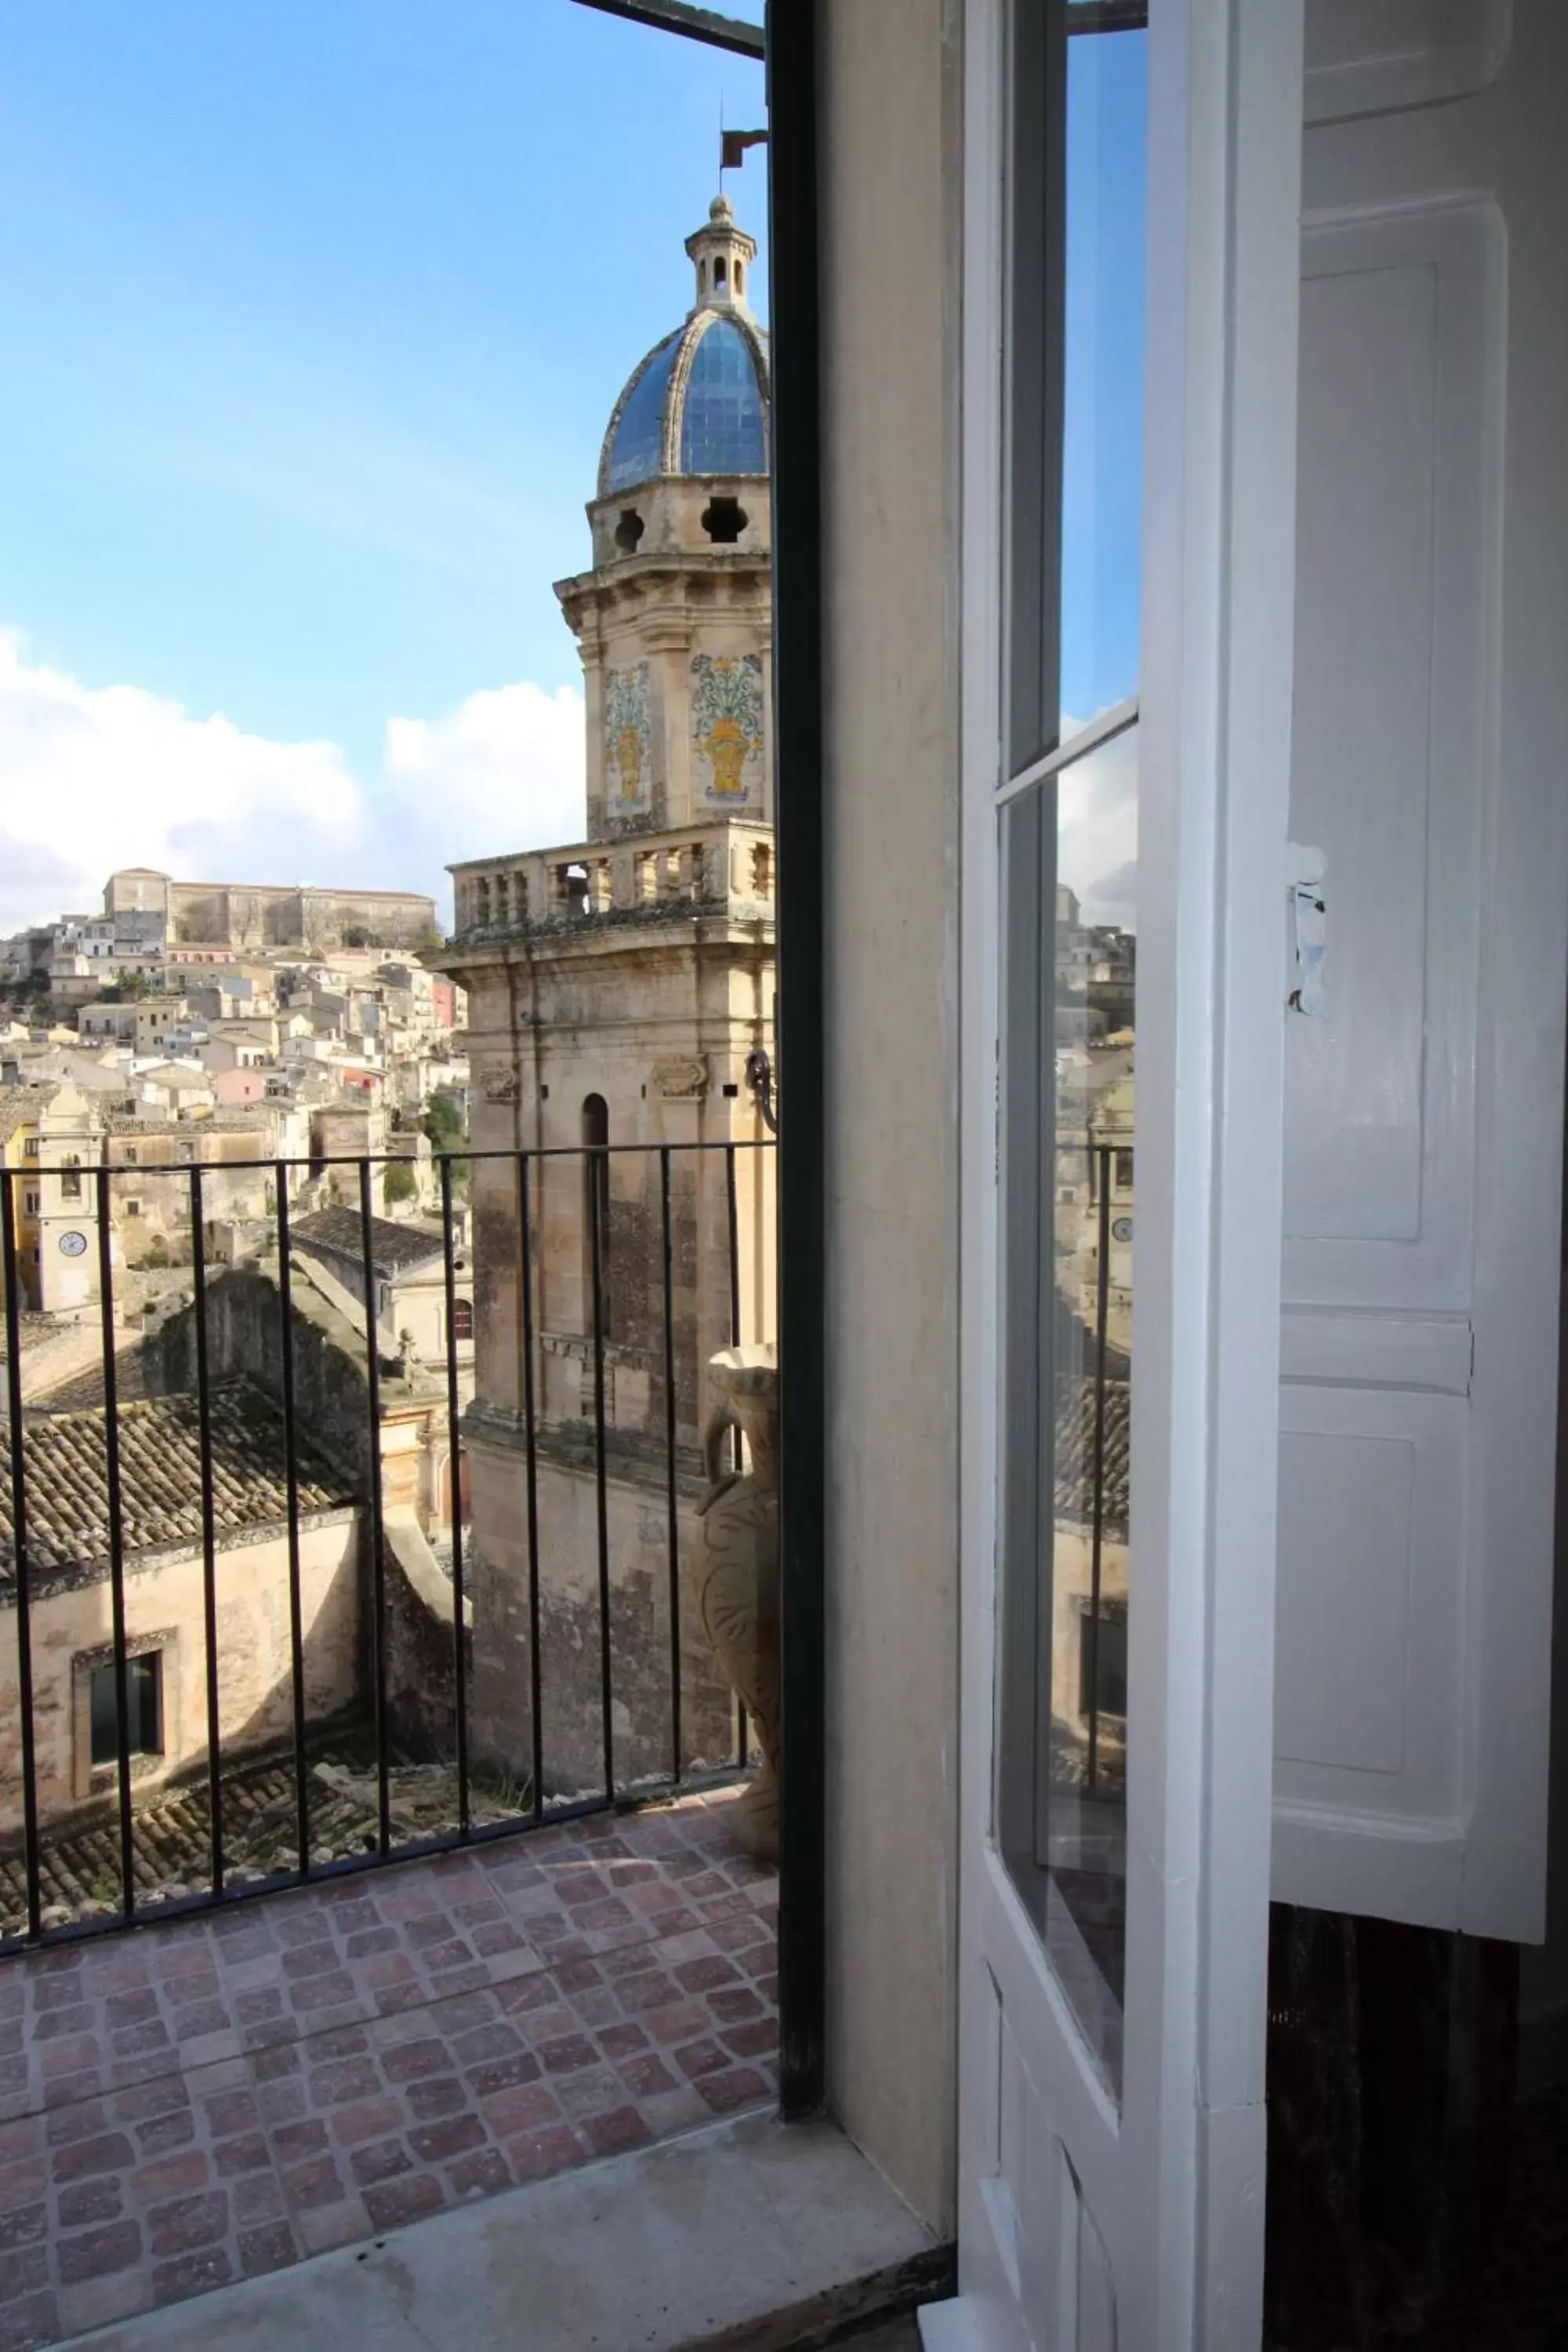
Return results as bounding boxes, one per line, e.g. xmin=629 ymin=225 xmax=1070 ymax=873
xmin=291 ymin=1210 xmax=447 ymax=1282
xmin=0 ymin=1386 xmax=353 ymax=1586
xmin=599 ymin=200 xmax=769 ymax=497
xmin=1054 ymin=1374 xmax=1131 ymax=1537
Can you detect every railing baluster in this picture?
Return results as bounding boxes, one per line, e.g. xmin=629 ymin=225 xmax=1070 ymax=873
xmin=358 ymin=1159 xmax=390 ymax=1856
xmin=439 ymin=1156 xmax=470 ymax=1837
xmin=188 ymin=1167 xmax=224 ymax=1896
xmin=517 ymin=1156 xmax=545 ymax=1826
xmin=724 ymin=1142 xmax=747 ymax=1766
xmin=0 ymin=1137 xmax=776 ymax=1955
xmin=725 ymin=1142 xmax=742 ymax=1469
xmin=95 ymin=1165 xmax=136 ymax=1922
xmin=275 ymin=1166 xmax=310 ymax=1877
xmin=0 ymin=1173 xmax=42 ymax=1940
xmin=1086 ymin=1144 xmax=1113 ymax=1792
xmin=659 ymin=1147 xmax=682 ymax=1782
xmin=587 ymin=1142 xmax=614 ymax=1800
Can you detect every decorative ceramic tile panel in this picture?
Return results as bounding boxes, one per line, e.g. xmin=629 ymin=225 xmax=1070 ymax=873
xmin=604 ymin=663 xmax=654 ymax=812
xmin=690 ymin=655 xmax=764 ymax=807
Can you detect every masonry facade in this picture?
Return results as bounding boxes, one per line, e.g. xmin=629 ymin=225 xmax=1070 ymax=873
xmin=434 ymin=200 xmax=777 ymax=1802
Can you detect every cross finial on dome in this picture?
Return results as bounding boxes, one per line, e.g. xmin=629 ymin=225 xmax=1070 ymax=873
xmin=685 ymin=195 xmax=757 ymax=317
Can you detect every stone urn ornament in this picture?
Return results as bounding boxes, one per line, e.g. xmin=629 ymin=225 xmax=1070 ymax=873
xmin=691 ymin=1343 xmax=780 ymax=1863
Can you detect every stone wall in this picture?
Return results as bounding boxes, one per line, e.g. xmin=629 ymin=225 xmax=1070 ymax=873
xmin=140 ymin=1267 xmax=380 ymax=1490
xmin=465 ymin=1427 xmax=735 ymax=1802
xmin=383 ymin=1515 xmax=470 ymax=1766
xmin=0 ymin=1515 xmax=361 ymax=1840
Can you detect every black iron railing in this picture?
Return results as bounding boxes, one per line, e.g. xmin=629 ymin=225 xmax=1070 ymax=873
xmin=1056 ymin=1139 xmax=1132 ymax=1796
xmin=0 ymin=1139 xmax=773 ymax=1949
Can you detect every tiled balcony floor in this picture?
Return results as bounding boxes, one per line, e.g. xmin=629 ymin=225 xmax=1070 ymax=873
xmin=0 ymin=1788 xmax=777 ymax=2351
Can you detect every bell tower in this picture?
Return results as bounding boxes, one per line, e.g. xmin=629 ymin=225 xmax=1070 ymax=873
xmin=556 ymin=196 xmax=773 ymax=840
xmin=432 ymin=195 xmax=778 ymax=1800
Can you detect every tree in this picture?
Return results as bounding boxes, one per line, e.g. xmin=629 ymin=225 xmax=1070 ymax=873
xmin=422 ymin=1091 xmax=470 ymax=1196
xmin=383 ymin=1160 xmax=417 ymax=1207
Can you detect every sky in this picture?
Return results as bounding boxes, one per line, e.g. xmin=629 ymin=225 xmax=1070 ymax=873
xmin=1056 ymin=27 xmax=1145 ymax=935
xmin=0 ymin=0 xmax=768 ymax=931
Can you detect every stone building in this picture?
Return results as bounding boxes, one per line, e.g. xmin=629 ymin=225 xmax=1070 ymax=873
xmin=434 ymin=198 xmax=777 ymax=1800
xmin=103 ymin=869 xmax=437 ymax=953
xmin=0 ymin=1388 xmax=361 ymax=1842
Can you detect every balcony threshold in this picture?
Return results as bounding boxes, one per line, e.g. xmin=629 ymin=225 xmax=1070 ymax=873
xmin=72 ymin=2111 xmax=948 ymax=2352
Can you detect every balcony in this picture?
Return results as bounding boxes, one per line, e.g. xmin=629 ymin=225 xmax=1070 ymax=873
xmin=0 ymin=1790 xmax=775 ymax=2346
xmin=446 ymin=822 xmax=775 ymax=942
xmin=0 ymin=1141 xmax=780 ymax=2343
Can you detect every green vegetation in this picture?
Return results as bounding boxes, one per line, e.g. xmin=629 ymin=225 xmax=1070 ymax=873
xmin=383 ymin=1160 xmax=417 ymax=1207
xmin=422 ymin=1090 xmax=470 ymax=1196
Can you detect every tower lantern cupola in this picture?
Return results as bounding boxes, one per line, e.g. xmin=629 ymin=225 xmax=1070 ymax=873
xmin=684 ymin=193 xmax=757 ymax=314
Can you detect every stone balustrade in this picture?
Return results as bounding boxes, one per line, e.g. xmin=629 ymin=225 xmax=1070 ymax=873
xmin=448 ymin=821 xmax=775 ymax=941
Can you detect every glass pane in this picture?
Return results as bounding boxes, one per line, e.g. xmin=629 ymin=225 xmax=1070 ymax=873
xmin=131 ymin=1656 xmax=162 ymax=1755
xmin=999 ymin=719 xmax=1138 ymax=2096
xmin=89 ymin=1667 xmax=118 ymax=1768
xmin=1005 ymin=6 xmax=1146 ymax=775
xmin=1058 ymin=27 xmax=1145 ymax=741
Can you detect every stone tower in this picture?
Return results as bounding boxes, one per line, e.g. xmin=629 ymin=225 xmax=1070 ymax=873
xmin=433 ymin=198 xmax=777 ymax=1800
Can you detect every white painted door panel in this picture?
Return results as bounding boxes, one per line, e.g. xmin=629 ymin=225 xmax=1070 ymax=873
xmin=1274 ymin=0 xmax=1568 ymax=1943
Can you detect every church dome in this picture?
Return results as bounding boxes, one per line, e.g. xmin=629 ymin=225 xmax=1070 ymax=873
xmin=597 ymin=196 xmax=771 ymax=499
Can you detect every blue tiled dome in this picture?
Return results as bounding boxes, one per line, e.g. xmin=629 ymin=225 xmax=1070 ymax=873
xmin=598 ymin=229 xmax=771 ymax=499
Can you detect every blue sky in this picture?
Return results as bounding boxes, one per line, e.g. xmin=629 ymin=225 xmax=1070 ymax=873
xmin=0 ymin=0 xmax=766 ymax=923
xmin=0 ymin=3 xmax=1143 ymax=934
xmin=1060 ymin=26 xmax=1145 ymax=734
xmin=1056 ymin=26 xmax=1145 ymax=932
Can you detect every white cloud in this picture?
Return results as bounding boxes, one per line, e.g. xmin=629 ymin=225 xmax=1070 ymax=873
xmin=0 ymin=628 xmax=586 ymax=934
xmin=1056 ymin=717 xmax=1138 ymax=930
xmin=383 ymin=680 xmax=587 ymax=868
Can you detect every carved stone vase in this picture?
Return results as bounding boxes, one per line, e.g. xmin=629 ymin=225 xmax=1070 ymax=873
xmin=691 ymin=1344 xmax=779 ymax=1863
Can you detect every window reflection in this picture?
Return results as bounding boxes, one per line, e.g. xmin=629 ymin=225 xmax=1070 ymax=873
xmin=999 ymin=4 xmax=1145 ymax=2096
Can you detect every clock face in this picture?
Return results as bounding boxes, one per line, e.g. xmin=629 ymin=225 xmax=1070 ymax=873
xmin=1111 ymin=1217 xmax=1134 ymax=1244
xmin=58 ymin=1230 xmax=88 ymax=1258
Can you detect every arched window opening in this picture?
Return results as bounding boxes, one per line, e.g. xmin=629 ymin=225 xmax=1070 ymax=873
xmin=615 ymin=507 xmax=645 ymax=553
xmin=452 ymin=1297 xmax=474 ymax=1341
xmin=582 ymin=1093 xmax=612 ymax=1338
xmin=713 ymin=256 xmax=728 ymax=287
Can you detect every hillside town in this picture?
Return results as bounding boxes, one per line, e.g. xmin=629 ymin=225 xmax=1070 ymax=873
xmin=0 ymin=866 xmax=470 ymax=1377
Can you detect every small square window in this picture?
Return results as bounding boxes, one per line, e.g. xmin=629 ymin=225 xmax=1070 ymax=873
xmin=90 ymin=1653 xmax=162 ymax=1768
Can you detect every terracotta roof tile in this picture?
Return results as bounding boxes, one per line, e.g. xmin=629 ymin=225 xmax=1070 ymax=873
xmin=1054 ymin=1376 xmax=1131 ymax=1537
xmin=0 ymin=1385 xmax=353 ymax=1582
xmin=292 ymin=1207 xmax=445 ymax=1279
